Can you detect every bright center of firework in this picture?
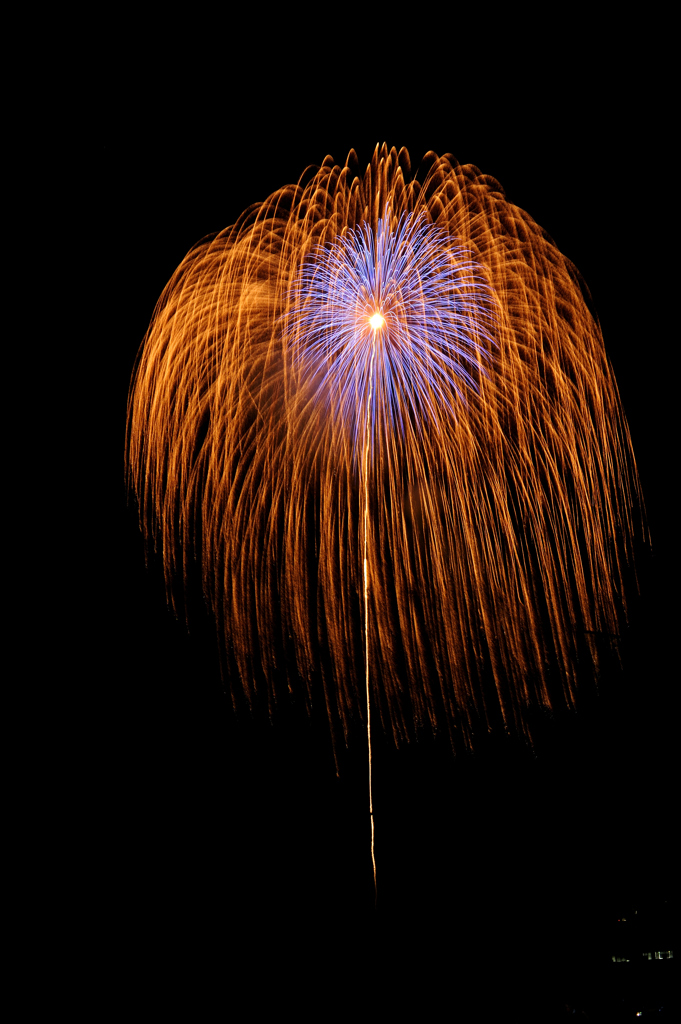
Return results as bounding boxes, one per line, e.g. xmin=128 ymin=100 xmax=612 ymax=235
xmin=369 ymin=313 xmax=385 ymax=331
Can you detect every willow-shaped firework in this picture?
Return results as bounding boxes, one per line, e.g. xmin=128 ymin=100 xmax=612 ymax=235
xmin=127 ymin=144 xmax=643 ymax=757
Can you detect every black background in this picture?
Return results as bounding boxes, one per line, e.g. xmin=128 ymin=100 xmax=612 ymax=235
xmin=72 ymin=42 xmax=676 ymax=1016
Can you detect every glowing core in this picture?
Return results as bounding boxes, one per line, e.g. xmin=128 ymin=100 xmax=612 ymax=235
xmin=369 ymin=313 xmax=385 ymax=331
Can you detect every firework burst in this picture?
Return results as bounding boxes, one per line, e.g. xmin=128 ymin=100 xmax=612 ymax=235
xmin=127 ymin=144 xmax=643 ymax=761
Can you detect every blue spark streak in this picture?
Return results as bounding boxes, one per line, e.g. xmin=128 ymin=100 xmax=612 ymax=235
xmin=286 ymin=211 xmax=497 ymax=460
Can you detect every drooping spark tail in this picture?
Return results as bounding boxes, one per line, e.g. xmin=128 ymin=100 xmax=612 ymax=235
xmin=127 ymin=144 xmax=645 ymax=779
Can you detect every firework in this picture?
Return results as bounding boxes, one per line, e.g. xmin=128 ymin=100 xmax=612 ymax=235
xmin=127 ymin=143 xmax=643 ymax=764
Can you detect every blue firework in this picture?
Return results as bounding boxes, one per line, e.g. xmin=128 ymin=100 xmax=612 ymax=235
xmin=285 ymin=211 xmax=498 ymax=461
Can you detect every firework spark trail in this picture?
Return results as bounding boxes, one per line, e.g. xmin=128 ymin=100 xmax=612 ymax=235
xmin=127 ymin=145 xmax=644 ymax=779
xmin=290 ymin=207 xmax=495 ymax=898
xmin=363 ymin=341 xmax=376 ymax=904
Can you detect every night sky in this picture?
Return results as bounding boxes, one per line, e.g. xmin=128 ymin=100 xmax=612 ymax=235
xmin=83 ymin=57 xmax=675 ymax=1014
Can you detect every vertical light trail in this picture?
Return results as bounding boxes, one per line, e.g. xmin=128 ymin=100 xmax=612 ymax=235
xmin=363 ymin=338 xmax=377 ymax=905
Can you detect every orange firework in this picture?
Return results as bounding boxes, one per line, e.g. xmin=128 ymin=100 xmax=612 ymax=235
xmin=127 ymin=144 xmax=644 ymax=769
